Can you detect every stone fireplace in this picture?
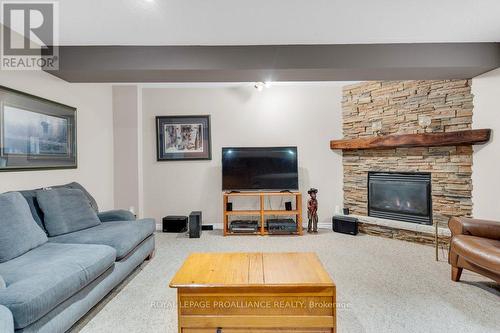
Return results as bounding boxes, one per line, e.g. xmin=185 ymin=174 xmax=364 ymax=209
xmin=341 ymin=80 xmax=475 ymax=245
xmin=368 ymin=172 xmax=432 ymax=225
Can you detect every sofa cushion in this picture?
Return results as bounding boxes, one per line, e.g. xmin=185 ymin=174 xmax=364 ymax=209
xmin=98 ymin=209 xmax=136 ymax=222
xmin=18 ymin=183 xmax=98 ymax=234
xmin=0 ymin=275 xmax=5 ymax=289
xmin=451 ymin=235 xmax=500 ymax=273
xmin=0 ymin=305 xmax=14 ymax=333
xmin=0 ymin=192 xmax=48 ymax=263
xmin=52 ymin=182 xmax=99 ymax=212
xmin=17 ymin=189 xmax=45 ymax=231
xmin=36 ymin=188 xmax=101 ymax=237
xmin=0 ymin=242 xmax=116 ymax=329
xmin=49 ymin=218 xmax=156 ymax=260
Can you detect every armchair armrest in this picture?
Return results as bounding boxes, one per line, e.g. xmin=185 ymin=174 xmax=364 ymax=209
xmin=98 ymin=209 xmax=136 ymax=222
xmin=449 ymin=217 xmax=500 ymax=240
xmin=0 ymin=305 xmax=14 ymax=333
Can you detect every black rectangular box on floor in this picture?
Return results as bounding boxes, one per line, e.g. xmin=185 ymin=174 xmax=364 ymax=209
xmin=189 ymin=211 xmax=202 ymax=238
xmin=332 ymin=215 xmax=358 ymax=235
xmin=163 ymin=216 xmax=188 ymax=233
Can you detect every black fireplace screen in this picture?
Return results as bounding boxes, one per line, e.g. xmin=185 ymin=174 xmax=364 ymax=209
xmin=368 ymin=172 xmax=432 ymax=225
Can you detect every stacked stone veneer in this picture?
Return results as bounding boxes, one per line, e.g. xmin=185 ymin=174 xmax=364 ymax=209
xmin=342 ymin=80 xmax=474 ymax=234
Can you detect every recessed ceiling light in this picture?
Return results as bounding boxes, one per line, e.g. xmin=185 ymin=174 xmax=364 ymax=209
xmin=254 ymin=82 xmax=265 ymax=91
xmin=254 ymin=81 xmax=273 ymax=91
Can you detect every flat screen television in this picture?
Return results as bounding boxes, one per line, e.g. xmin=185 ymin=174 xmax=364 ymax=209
xmin=222 ymin=147 xmax=298 ymax=191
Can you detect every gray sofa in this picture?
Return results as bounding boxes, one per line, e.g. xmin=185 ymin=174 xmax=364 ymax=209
xmin=0 ymin=183 xmax=155 ymax=333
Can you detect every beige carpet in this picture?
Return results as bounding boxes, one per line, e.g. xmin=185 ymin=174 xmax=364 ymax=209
xmin=73 ymin=230 xmax=500 ymax=333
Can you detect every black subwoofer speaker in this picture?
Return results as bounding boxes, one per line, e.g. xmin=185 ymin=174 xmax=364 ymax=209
xmin=332 ymin=215 xmax=358 ymax=235
xmin=162 ymin=216 xmax=188 ymax=233
xmin=189 ymin=211 xmax=202 ymax=238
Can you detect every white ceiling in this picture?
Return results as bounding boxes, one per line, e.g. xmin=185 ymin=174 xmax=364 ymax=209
xmin=59 ymin=0 xmax=500 ymax=45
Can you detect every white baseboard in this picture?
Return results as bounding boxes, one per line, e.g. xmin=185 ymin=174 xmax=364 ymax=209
xmin=317 ymin=222 xmax=332 ymax=229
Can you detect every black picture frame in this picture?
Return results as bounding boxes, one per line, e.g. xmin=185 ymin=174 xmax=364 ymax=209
xmin=156 ymin=115 xmax=211 ymax=161
xmin=0 ymin=85 xmax=77 ymax=172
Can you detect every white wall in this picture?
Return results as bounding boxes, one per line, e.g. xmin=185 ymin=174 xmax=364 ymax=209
xmin=0 ymin=70 xmax=114 ymax=210
xmin=113 ymin=86 xmax=140 ymax=214
xmin=472 ymin=68 xmax=500 ymax=220
xmin=141 ymin=84 xmax=345 ymax=226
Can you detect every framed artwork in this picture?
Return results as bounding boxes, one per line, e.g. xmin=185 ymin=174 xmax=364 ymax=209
xmin=156 ymin=115 xmax=211 ymax=161
xmin=0 ymin=85 xmax=77 ymax=171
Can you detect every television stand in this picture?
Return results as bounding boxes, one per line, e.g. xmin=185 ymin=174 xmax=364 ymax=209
xmin=223 ymin=191 xmax=303 ymax=236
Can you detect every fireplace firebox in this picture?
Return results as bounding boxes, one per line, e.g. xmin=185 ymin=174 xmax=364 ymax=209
xmin=368 ymin=172 xmax=432 ymax=225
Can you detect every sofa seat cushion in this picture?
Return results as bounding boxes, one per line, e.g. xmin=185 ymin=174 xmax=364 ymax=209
xmin=451 ymin=235 xmax=500 ymax=273
xmin=49 ymin=218 xmax=156 ymax=260
xmin=0 ymin=242 xmax=116 ymax=329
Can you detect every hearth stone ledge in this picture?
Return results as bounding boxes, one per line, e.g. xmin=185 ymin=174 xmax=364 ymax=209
xmin=351 ymin=214 xmax=451 ymax=246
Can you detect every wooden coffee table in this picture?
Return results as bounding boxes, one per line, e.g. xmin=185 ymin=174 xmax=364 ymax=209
xmin=170 ymin=252 xmax=336 ymax=333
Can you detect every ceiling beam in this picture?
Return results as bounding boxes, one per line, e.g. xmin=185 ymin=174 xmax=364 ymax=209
xmin=45 ymin=43 xmax=500 ymax=82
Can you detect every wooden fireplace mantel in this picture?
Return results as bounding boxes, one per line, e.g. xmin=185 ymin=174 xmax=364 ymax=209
xmin=330 ymin=129 xmax=491 ymax=150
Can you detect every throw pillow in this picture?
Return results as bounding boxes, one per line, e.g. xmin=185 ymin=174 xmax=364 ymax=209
xmin=18 ymin=189 xmax=46 ymax=231
xmin=36 ymin=188 xmax=101 ymax=237
xmin=53 ymin=182 xmax=99 ymax=212
xmin=0 ymin=192 xmax=48 ymax=263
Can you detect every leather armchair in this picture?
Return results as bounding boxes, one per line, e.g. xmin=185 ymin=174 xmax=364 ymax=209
xmin=448 ymin=217 xmax=500 ymax=283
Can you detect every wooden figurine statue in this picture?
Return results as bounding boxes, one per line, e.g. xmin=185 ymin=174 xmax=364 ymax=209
xmin=307 ymin=188 xmax=318 ymax=233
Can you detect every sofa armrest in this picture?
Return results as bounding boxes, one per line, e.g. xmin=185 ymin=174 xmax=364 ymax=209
xmin=98 ymin=209 xmax=136 ymax=222
xmin=449 ymin=217 xmax=500 ymax=240
xmin=0 ymin=305 xmax=14 ymax=333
